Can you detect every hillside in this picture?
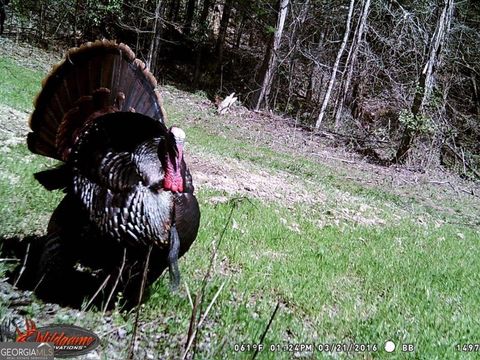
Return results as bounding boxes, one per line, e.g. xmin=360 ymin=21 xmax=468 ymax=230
xmin=0 ymin=39 xmax=479 ymax=359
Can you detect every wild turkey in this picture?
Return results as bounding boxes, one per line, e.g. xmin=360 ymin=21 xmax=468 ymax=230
xmin=26 ymin=40 xmax=200 ymax=307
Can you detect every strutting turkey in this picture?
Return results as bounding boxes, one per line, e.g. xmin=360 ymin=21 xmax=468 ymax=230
xmin=26 ymin=40 xmax=200 ymax=307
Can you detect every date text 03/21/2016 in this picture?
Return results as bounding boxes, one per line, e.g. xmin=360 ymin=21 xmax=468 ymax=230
xmin=233 ymin=343 xmax=379 ymax=353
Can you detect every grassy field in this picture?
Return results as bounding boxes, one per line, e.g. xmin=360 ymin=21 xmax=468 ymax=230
xmin=1 ymin=49 xmax=480 ymax=359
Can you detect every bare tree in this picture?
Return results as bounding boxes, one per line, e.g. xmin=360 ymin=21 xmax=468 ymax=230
xmin=215 ymin=0 xmax=234 ymax=68
xmin=183 ymin=0 xmax=196 ymax=35
xmin=394 ymin=0 xmax=455 ymax=162
xmin=168 ymin=0 xmax=181 ymax=22
xmin=193 ymin=0 xmax=212 ymax=87
xmin=283 ymin=0 xmax=311 ymax=112
xmin=146 ymin=0 xmax=165 ymax=75
xmin=305 ymin=32 xmax=325 ymax=105
xmin=315 ymin=0 xmax=356 ymax=129
xmin=254 ymin=0 xmax=290 ymax=111
xmin=334 ymin=0 xmax=371 ymax=129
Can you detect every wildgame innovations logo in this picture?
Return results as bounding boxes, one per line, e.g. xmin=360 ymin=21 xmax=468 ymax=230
xmin=13 ymin=319 xmax=100 ymax=358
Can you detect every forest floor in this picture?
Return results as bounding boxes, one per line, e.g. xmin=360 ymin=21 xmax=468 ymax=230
xmin=0 ymin=37 xmax=479 ymax=359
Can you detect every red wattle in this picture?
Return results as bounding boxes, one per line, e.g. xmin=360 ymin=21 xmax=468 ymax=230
xmin=164 ymin=177 xmax=173 ymax=189
xmin=163 ymin=154 xmax=184 ymax=192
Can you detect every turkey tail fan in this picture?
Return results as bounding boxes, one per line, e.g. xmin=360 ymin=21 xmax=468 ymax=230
xmin=28 ymin=39 xmax=166 ymax=161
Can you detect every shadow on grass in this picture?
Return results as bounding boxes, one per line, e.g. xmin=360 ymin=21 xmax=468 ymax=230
xmin=0 ymin=181 xmax=174 ymax=311
xmin=0 ymin=234 xmax=166 ymax=311
xmin=1 ymin=235 xmax=106 ymax=309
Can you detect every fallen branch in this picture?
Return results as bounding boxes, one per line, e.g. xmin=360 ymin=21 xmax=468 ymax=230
xmin=320 ymin=155 xmax=357 ymax=164
xmin=460 ymin=187 xmax=479 ymax=198
xmin=428 ymin=180 xmax=459 ymax=195
xmin=217 ymin=93 xmax=238 ymax=115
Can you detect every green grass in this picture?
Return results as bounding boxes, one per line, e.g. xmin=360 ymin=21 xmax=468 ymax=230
xmin=1 ymin=54 xmax=480 ymax=359
xmin=0 ymin=57 xmax=43 ymax=111
xmin=0 ymin=145 xmax=62 ymax=236
xmin=142 ymin=193 xmax=479 ymax=359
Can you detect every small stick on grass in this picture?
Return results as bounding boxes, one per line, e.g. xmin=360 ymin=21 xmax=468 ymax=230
xmin=103 ymin=248 xmax=127 ymax=314
xmin=252 ymin=302 xmax=280 ymax=360
xmin=33 ymin=273 xmax=45 ymax=293
xmin=182 ymin=280 xmax=226 ymax=360
xmin=185 ymin=291 xmax=201 ymax=353
xmin=183 ymin=199 xmax=240 ymax=359
xmin=13 ymin=243 xmax=30 ymax=287
xmin=198 ymin=280 xmax=226 ymax=327
xmin=127 ymin=245 xmax=153 ymax=360
xmin=83 ymin=274 xmax=111 ymax=312
xmin=185 ymin=281 xmax=194 ymax=310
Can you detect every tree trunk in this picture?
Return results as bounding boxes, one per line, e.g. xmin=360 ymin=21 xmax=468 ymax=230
xmin=285 ymin=0 xmax=310 ymax=112
xmin=38 ymin=1 xmax=45 ymax=42
xmin=147 ymin=0 xmax=164 ymax=76
xmin=183 ymin=0 xmax=196 ymax=35
xmin=168 ymin=0 xmax=180 ymax=22
xmin=199 ymin=0 xmax=211 ymax=27
xmin=234 ymin=14 xmax=246 ymax=49
xmin=254 ymin=0 xmax=290 ymax=111
xmin=394 ymin=0 xmax=454 ymax=163
xmin=334 ymin=0 xmax=371 ymax=129
xmin=193 ymin=0 xmax=212 ymax=87
xmin=471 ymin=73 xmax=480 ymax=115
xmin=315 ymin=0 xmax=356 ymax=129
xmin=215 ymin=0 xmax=234 ymax=68
xmin=306 ymin=32 xmax=325 ymax=104
xmin=72 ymin=0 xmax=79 ymax=46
